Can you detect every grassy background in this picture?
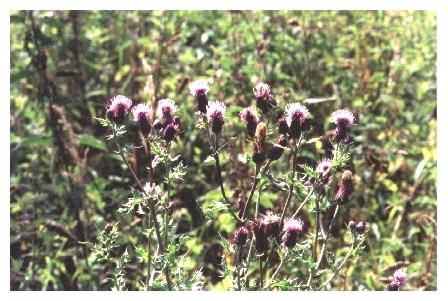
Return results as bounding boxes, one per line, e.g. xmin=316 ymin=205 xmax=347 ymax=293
xmin=10 ymin=11 xmax=436 ymax=290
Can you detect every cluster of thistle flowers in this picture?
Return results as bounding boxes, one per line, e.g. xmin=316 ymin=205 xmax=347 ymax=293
xmin=191 ymin=80 xmax=362 ymax=252
xmin=105 ymin=95 xmax=181 ymax=142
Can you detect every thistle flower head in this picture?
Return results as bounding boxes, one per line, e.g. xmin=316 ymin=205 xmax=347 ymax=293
xmin=132 ymin=103 xmax=151 ymax=122
xmin=331 ymin=109 xmax=355 ymax=127
xmin=239 ymin=107 xmax=259 ymax=124
xmin=285 ymin=103 xmax=311 ymax=128
xmin=206 ymin=101 xmax=226 ymax=134
xmin=143 ymin=182 xmax=161 ymax=199
xmin=158 ymin=98 xmax=177 ymax=124
xmin=283 ymin=218 xmax=304 ymax=234
xmin=282 ymin=218 xmax=304 ymax=248
xmin=190 ymin=79 xmax=209 ymax=96
xmin=106 ymin=95 xmax=133 ymax=123
xmin=317 ymin=158 xmax=332 ymax=179
xmin=388 ymin=270 xmax=407 ymax=291
xmin=253 ymin=82 xmax=272 ymax=100
xmin=254 ymin=82 xmax=276 ymax=113
xmin=393 ymin=270 xmax=407 ymax=287
xmin=262 ymin=212 xmax=281 ymax=237
xmin=132 ymin=103 xmax=152 ymax=136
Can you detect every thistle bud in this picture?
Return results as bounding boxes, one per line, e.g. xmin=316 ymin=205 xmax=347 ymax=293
xmin=106 ymin=95 xmax=133 ymax=124
xmin=268 ymin=135 xmax=288 ymax=161
xmin=233 ymin=226 xmax=249 ymax=246
xmin=206 ymin=101 xmax=226 ymax=134
xmin=348 ymin=220 xmax=356 ymax=231
xmin=239 ymin=107 xmax=259 ymax=137
xmin=163 ymin=123 xmax=177 ymax=143
xmin=104 ymin=223 xmax=113 ymax=234
xmin=132 ymin=103 xmax=152 ymax=136
xmin=190 ymin=79 xmax=209 ymax=113
xmin=255 ymin=122 xmax=267 ymax=147
xmin=251 ymin=218 xmax=269 ymax=255
xmin=335 ymin=170 xmax=353 ymax=202
xmin=355 ymin=221 xmax=367 ymax=234
xmin=285 ymin=103 xmax=311 ymax=138
xmin=253 ymin=122 xmax=267 ymax=165
xmin=278 ymin=117 xmax=289 ymax=135
xmin=331 ymin=109 xmax=355 ymax=143
xmin=281 ymin=218 xmax=304 ymax=248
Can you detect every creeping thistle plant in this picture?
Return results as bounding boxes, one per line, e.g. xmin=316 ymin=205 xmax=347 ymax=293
xmin=92 ymin=80 xmax=405 ymax=291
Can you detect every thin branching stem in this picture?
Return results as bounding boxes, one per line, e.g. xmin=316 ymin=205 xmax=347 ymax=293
xmin=319 ymin=236 xmax=363 ymax=290
xmin=112 ymin=126 xmax=173 ymax=290
xmin=315 ymin=204 xmax=340 ymax=271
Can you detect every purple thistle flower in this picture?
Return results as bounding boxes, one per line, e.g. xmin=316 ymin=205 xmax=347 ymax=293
xmin=285 ymin=103 xmax=311 ymax=138
xmin=158 ymin=98 xmax=177 ymax=125
xmin=206 ymin=101 xmax=226 ymax=134
xmin=190 ymin=79 xmax=209 ymax=113
xmin=388 ymin=270 xmax=407 ymax=291
xmin=331 ymin=109 xmax=355 ymax=142
xmin=262 ymin=212 xmax=281 ymax=238
xmin=106 ymin=95 xmax=133 ymax=124
xmin=239 ymin=107 xmax=259 ymax=137
xmin=317 ymin=158 xmax=332 ymax=181
xmin=132 ymin=103 xmax=152 ymax=136
xmin=282 ymin=218 xmax=304 ymax=248
xmin=253 ymin=82 xmax=276 ymax=114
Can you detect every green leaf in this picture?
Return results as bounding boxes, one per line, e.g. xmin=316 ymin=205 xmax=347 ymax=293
xmin=79 ymin=134 xmax=107 ymax=151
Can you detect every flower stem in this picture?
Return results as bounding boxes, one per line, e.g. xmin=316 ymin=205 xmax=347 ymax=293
xmin=112 ymin=127 xmax=173 ymax=290
xmin=315 ymin=204 xmax=340 ymax=271
xmin=279 ymin=136 xmax=300 ymax=227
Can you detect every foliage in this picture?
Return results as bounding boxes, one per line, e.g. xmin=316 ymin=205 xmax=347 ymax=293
xmin=10 ymin=11 xmax=436 ymax=291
